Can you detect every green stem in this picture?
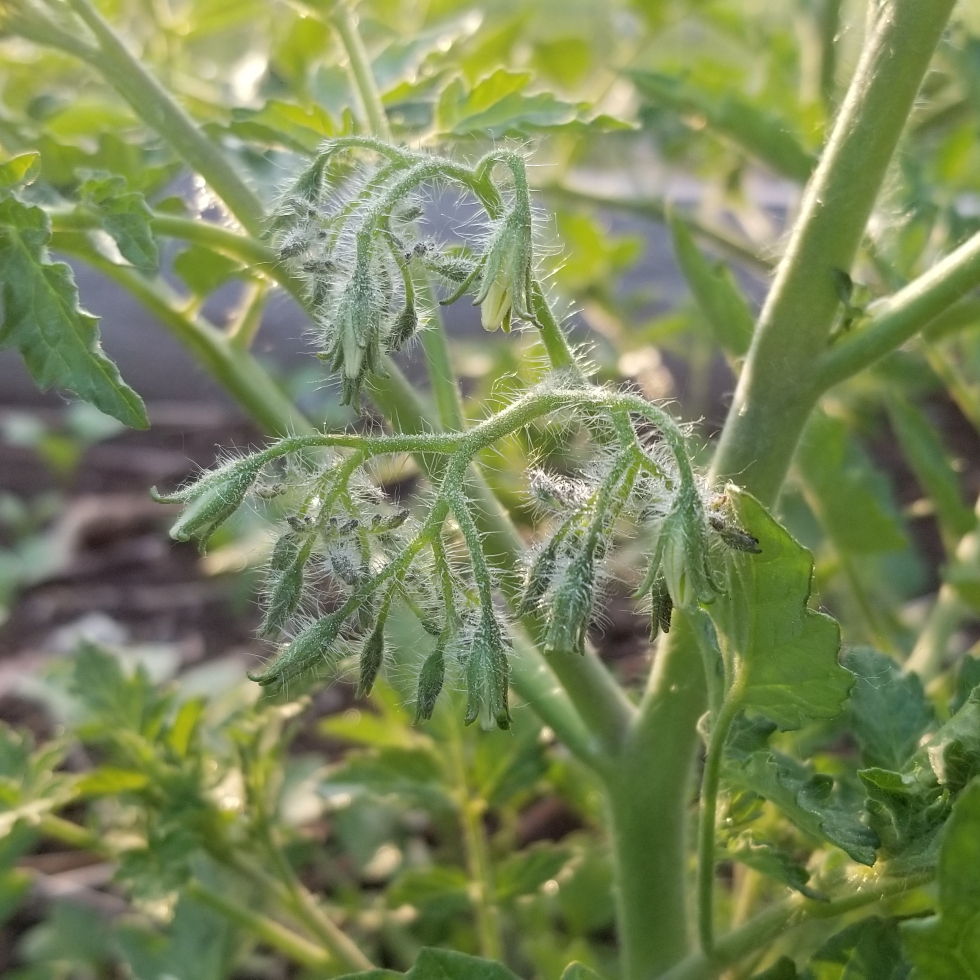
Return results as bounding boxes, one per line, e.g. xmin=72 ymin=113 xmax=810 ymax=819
xmin=64 ymin=0 xmax=265 ymax=237
xmin=711 ymin=0 xmax=957 ymax=504
xmin=51 ymin=233 xmax=311 ymax=438
xmin=328 ymin=1 xmax=392 ymax=141
xmin=813 ymin=229 xmax=980 ymax=390
xmin=604 ymin=612 xmax=708 ymax=980
xmin=447 ymin=721 xmax=503 ymax=959
xmin=184 ymin=880 xmax=332 ymax=969
xmin=660 ymin=872 xmax=934 ymax=980
xmin=696 ymin=696 xmax=740 ymax=955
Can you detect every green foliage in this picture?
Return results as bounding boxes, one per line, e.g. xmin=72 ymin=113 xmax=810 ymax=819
xmin=3 ymin=1 xmax=980 ymax=979
xmin=0 ymin=172 xmax=147 ymax=428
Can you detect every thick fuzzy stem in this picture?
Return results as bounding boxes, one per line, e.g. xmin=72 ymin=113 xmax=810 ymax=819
xmin=711 ymin=0 xmax=957 ymax=504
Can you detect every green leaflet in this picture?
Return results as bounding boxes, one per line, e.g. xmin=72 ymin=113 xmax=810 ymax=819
xmin=813 ymin=916 xmax=911 ymax=980
xmin=707 ymin=487 xmax=852 ymax=730
xmin=173 ymin=244 xmax=245 ymax=297
xmin=669 ymin=213 xmax=754 ymax=358
xmin=719 ymin=832 xmax=819 ymax=898
xmin=858 ymin=690 xmax=980 ymax=864
xmin=0 ymin=152 xmax=40 ymax=189
xmin=0 ymin=195 xmax=147 ymax=429
xmin=724 ymin=746 xmax=879 ymax=865
xmin=336 ymin=947 xmax=521 ymax=980
xmin=79 ymin=173 xmax=159 ymax=272
xmin=628 ymin=70 xmax=816 ymax=182
xmin=901 ymin=779 xmax=980 ymax=978
xmin=843 ymin=647 xmax=935 ymax=771
xmin=222 ymin=100 xmax=346 ymax=154
xmin=436 ymin=69 xmax=630 ymax=138
xmin=887 ymin=397 xmax=976 ymax=548
xmin=796 ymin=411 xmax=908 ymax=555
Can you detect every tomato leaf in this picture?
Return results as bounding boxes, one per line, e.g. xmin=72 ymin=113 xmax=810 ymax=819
xmin=707 ymin=487 xmax=852 ymax=729
xmin=0 ymin=195 xmax=147 ymax=429
xmin=669 ymin=213 xmax=754 ymax=357
xmin=843 ymin=646 xmax=935 ymax=771
xmin=813 ymin=916 xmax=911 ymax=980
xmin=901 ymin=779 xmax=980 ymax=978
xmin=80 ymin=173 xmax=159 ymax=272
xmin=337 ymin=948 xmax=522 ymax=979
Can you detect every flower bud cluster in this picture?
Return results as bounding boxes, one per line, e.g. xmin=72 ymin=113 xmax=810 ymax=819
xmin=269 ymin=141 xmax=540 ymax=405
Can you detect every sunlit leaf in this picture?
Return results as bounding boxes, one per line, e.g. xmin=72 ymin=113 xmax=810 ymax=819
xmin=0 ymin=195 xmax=147 ymax=428
xmin=706 ymin=487 xmax=852 ymax=729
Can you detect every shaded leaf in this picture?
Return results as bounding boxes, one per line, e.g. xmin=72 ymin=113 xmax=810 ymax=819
xmin=888 ymin=397 xmax=976 ymax=547
xmin=0 ymin=195 xmax=147 ymax=428
xmin=724 ymin=747 xmax=879 ymax=865
xmin=337 ymin=947 xmax=521 ymax=980
xmin=629 ymin=70 xmax=816 ymax=181
xmin=901 ymin=779 xmax=980 ymax=978
xmin=797 ymin=411 xmax=907 ymax=554
xmin=720 ymin=832 xmax=819 ymax=898
xmin=813 ymin=916 xmax=911 ymax=980
xmin=173 ymin=245 xmax=244 ymax=297
xmin=669 ymin=213 xmax=754 ymax=357
xmin=843 ymin=647 xmax=935 ymax=771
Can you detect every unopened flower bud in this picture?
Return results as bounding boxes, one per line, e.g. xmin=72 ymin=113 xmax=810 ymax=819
xmin=414 ymin=640 xmax=446 ymax=724
xmin=545 ymin=546 xmax=596 ymax=656
xmin=475 ymin=209 xmax=533 ymax=333
xmin=356 ymin=620 xmax=386 ymax=699
xmin=260 ymin=560 xmax=305 ymax=638
xmin=464 ymin=613 xmax=511 ymax=730
xmin=517 ymin=533 xmax=562 ymax=616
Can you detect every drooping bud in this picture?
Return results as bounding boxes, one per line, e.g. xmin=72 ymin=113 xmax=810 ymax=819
xmin=260 ymin=560 xmax=306 ymax=638
xmin=464 ymin=612 xmax=511 ymax=730
xmin=153 ymin=457 xmax=263 ymax=552
xmin=544 ymin=545 xmax=597 ymax=656
xmin=356 ymin=620 xmax=386 ymax=699
xmin=321 ymin=250 xmax=386 ymax=407
xmin=517 ymin=532 xmax=563 ymax=616
xmin=474 ymin=208 xmax=533 ymax=333
xmin=270 ymin=530 xmax=303 ymax=571
xmin=248 ymin=608 xmax=348 ymax=688
xmin=414 ymin=639 xmax=446 ymax=724
xmin=389 ymin=301 xmax=419 ymax=350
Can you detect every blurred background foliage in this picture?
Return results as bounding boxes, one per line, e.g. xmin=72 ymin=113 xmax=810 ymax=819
xmin=2 ymin=0 xmax=980 ymax=977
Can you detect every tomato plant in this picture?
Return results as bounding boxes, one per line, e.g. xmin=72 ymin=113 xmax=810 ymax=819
xmin=3 ymin=1 xmax=980 ymax=979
